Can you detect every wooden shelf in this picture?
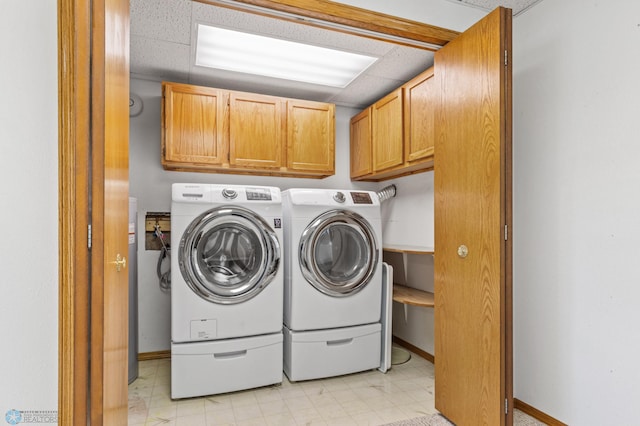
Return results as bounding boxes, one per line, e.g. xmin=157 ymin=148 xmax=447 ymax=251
xmin=393 ymin=284 xmax=434 ymax=308
xmin=383 ymin=244 xmax=434 ymax=255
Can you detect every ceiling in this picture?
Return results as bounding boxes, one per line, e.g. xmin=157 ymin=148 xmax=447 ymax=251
xmin=130 ymin=0 xmax=540 ymax=109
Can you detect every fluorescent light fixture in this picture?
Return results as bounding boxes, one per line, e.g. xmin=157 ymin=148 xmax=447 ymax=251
xmin=195 ymin=24 xmax=378 ymax=88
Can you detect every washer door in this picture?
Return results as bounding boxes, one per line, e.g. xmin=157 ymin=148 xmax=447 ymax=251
xmin=299 ymin=209 xmax=379 ymax=297
xmin=179 ymin=206 xmax=280 ymax=304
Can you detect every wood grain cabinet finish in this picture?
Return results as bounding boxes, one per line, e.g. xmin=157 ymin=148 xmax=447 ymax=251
xmin=161 ymin=81 xmax=335 ymax=178
xmin=349 ymin=107 xmax=372 ymax=179
xmin=350 ymin=66 xmax=435 ymax=181
xmin=229 ymin=91 xmax=284 ymax=170
xmin=162 ymin=82 xmax=228 ymax=168
xmin=287 ymin=99 xmax=335 ymax=176
xmin=404 ymin=67 xmax=435 ymax=163
xmin=372 ymin=88 xmax=404 ymax=173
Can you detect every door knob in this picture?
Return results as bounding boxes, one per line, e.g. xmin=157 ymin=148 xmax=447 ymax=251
xmin=457 ymin=245 xmax=468 ymax=258
xmin=111 ymin=253 xmax=127 ymax=272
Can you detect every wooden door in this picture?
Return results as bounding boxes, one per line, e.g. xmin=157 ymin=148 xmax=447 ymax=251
xmin=350 ymin=107 xmax=372 ymax=179
xmin=229 ymin=91 xmax=285 ymax=169
xmin=404 ymin=67 xmax=435 ymax=163
xmin=372 ymin=88 xmax=403 ymax=172
xmin=162 ymin=82 xmax=228 ymax=167
xmin=434 ymin=7 xmax=512 ymax=426
xmin=90 ymin=0 xmax=130 ymax=423
xmin=286 ymin=99 xmax=335 ymax=175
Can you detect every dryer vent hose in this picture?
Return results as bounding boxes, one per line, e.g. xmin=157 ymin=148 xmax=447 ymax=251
xmin=377 ymin=184 xmax=397 ymax=204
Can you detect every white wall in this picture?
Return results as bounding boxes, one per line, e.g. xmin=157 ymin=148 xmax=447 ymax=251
xmin=0 ymin=0 xmax=58 ymax=416
xmin=380 ymin=173 xmax=436 ymax=354
xmin=513 ymin=0 xmax=640 ymax=424
xmin=129 ymin=78 xmax=380 ymax=352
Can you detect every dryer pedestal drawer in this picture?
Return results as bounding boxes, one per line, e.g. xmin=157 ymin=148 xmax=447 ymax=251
xmin=171 ymin=332 xmax=283 ymax=399
xmin=283 ymin=323 xmax=381 ymax=382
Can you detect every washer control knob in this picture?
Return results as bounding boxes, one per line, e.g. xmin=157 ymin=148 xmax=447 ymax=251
xmin=222 ymin=188 xmax=238 ymax=200
xmin=333 ymin=192 xmax=346 ymax=203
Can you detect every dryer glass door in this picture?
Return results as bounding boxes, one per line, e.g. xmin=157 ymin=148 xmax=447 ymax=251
xmin=179 ymin=206 xmax=280 ymax=304
xmin=299 ymin=209 xmax=378 ymax=297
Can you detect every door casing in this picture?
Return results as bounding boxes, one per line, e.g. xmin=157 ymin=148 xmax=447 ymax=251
xmin=58 ymin=1 xmax=510 ymax=423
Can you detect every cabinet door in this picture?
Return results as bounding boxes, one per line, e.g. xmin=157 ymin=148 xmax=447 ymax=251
xmin=434 ymin=7 xmax=512 ymax=426
xmin=404 ymin=67 xmax=435 ymax=162
xmin=229 ymin=92 xmax=284 ymax=169
xmin=287 ymin=100 xmax=335 ymax=175
xmin=372 ymin=88 xmax=403 ymax=172
xmin=350 ymin=107 xmax=372 ymax=179
xmin=162 ymin=83 xmax=227 ymax=166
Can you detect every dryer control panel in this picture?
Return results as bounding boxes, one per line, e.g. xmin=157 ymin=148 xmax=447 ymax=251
xmin=350 ymin=192 xmax=373 ymax=204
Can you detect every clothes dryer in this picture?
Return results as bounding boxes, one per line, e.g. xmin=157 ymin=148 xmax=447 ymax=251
xmin=170 ymin=183 xmax=283 ymax=398
xmin=282 ymin=188 xmax=383 ymax=381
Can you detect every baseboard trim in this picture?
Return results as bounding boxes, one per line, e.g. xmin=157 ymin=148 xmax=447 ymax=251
xmin=392 ymin=336 xmax=435 ymax=364
xmin=514 ymin=399 xmax=567 ymax=426
xmin=390 ymin=338 xmax=565 ymax=426
xmin=138 ymin=350 xmax=171 ymax=361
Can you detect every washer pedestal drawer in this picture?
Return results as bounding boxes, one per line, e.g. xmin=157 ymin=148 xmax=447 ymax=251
xmin=171 ymin=332 xmax=283 ymax=399
xmin=283 ymin=323 xmax=381 ymax=382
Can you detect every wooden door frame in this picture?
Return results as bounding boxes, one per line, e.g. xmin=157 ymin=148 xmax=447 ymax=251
xmin=57 ymin=1 xmax=461 ymax=423
xmin=59 ymin=0 xmax=92 ymax=423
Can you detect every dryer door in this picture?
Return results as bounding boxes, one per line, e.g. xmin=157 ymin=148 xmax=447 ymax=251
xmin=299 ymin=209 xmax=379 ymax=297
xmin=179 ymin=206 xmax=280 ymax=304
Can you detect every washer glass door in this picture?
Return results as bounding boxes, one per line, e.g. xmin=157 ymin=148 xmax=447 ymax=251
xmin=179 ymin=206 xmax=280 ymax=304
xmin=299 ymin=209 xmax=378 ymax=296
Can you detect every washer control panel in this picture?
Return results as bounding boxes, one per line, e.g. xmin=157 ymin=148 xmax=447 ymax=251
xmin=246 ymin=187 xmax=273 ymax=201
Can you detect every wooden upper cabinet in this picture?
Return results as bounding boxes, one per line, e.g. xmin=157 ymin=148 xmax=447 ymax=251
xmin=404 ymin=67 xmax=435 ymax=163
xmin=287 ymin=100 xmax=335 ymax=175
xmin=161 ymin=82 xmax=335 ymax=178
xmin=372 ymin=88 xmax=404 ymax=172
xmin=162 ymin=82 xmax=228 ymax=167
xmin=229 ymin=92 xmax=284 ymax=170
xmin=350 ymin=67 xmax=436 ymax=182
xmin=350 ymin=107 xmax=372 ymax=179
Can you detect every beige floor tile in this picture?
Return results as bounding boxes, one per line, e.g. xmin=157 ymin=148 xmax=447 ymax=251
xmin=230 ymin=391 xmax=259 ymax=408
xmin=235 ymin=418 xmax=270 ymax=426
xmin=350 ymin=410 xmax=385 ymax=426
xmin=203 ymin=396 xmax=234 ymax=413
xmin=233 ymin=403 xmax=263 ymax=422
xmin=176 ymin=399 xmax=205 ymax=417
xmin=339 ymin=398 xmax=371 ymax=416
xmin=176 ymin=413 xmax=207 ymax=426
xmin=258 ymin=399 xmax=289 ymax=417
xmin=289 ymin=406 xmax=323 ymax=423
xmin=283 ymin=394 xmax=315 ymax=411
xmin=263 ymin=412 xmax=297 ymax=426
xmin=204 ymin=407 xmax=235 ymax=424
xmin=316 ymin=403 xmax=350 ymax=421
xmin=148 ymin=393 xmax=176 ymax=408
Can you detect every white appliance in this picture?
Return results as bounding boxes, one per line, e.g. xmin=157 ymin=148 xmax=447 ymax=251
xmin=282 ymin=188 xmax=383 ymax=381
xmin=170 ymin=183 xmax=284 ymax=398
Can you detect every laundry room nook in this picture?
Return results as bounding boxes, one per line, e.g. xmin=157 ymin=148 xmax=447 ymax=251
xmin=129 ymin=81 xmax=442 ymax=423
xmin=124 ymin=1 xmax=515 ymax=425
xmin=128 ymin=74 xmax=436 ymax=367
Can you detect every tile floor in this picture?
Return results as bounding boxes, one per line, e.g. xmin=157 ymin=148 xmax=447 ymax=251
xmin=128 ymin=348 xmax=545 ymax=425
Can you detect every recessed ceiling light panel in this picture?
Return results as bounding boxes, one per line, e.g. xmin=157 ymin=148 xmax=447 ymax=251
xmin=195 ymin=24 xmax=378 ymax=88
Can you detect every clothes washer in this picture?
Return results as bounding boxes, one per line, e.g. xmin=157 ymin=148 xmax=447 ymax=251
xmin=282 ymin=188 xmax=383 ymax=381
xmin=170 ymin=183 xmax=283 ymax=398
